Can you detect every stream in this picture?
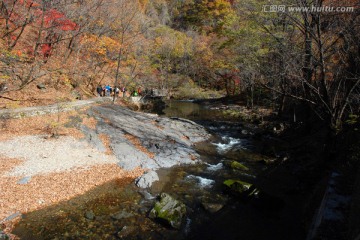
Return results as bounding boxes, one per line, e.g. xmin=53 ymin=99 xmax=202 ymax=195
xmin=12 ymin=100 xmax=305 ymax=240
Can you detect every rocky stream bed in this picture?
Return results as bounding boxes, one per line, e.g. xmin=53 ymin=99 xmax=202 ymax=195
xmin=1 ymin=99 xmax=355 ymax=239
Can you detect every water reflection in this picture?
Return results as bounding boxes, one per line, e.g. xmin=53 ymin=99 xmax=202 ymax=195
xmin=162 ymin=101 xmax=203 ymax=119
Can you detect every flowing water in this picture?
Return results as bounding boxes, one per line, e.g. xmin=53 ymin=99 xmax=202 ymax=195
xmin=12 ymin=101 xmax=305 ymax=239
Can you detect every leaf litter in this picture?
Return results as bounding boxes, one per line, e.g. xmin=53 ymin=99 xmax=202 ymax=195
xmin=0 ymin=109 xmax=144 ymax=238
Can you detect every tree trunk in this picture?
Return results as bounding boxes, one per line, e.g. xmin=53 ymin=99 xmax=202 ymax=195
xmin=113 ymin=47 xmax=123 ymax=104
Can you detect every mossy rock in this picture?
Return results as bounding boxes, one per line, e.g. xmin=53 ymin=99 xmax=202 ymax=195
xmin=223 ymin=179 xmax=252 ymax=194
xmin=224 ymin=161 xmax=249 ymax=171
xmin=149 ymin=193 xmax=186 ymax=229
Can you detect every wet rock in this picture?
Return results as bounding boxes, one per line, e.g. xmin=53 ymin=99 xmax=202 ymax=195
xmin=138 ymin=204 xmax=151 ymax=215
xmin=201 ymin=202 xmax=224 ymax=213
xmin=136 ymin=171 xmax=159 ymax=188
xmin=223 ymin=179 xmax=252 ymax=194
xmin=261 ymin=158 xmax=277 ymax=165
xmin=138 ymin=190 xmax=156 ymax=200
xmin=117 ymin=226 xmax=138 ymax=239
xmin=111 ymin=210 xmax=134 ymax=220
xmin=200 ymin=195 xmax=227 ymax=213
xmin=84 ymin=210 xmax=95 ymax=220
xmin=149 ymin=193 xmax=186 ymax=229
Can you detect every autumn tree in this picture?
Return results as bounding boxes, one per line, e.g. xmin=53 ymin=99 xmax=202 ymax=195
xmin=0 ymin=0 xmax=37 ymax=50
xmin=149 ymin=25 xmax=194 ymax=90
xmin=0 ymin=0 xmax=81 ymax=97
xmin=231 ymin=0 xmax=360 ymax=130
xmin=168 ymin=0 xmax=234 ymax=33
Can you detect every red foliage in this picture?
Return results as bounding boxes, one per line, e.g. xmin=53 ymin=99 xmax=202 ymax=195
xmin=41 ymin=44 xmax=52 ymax=57
xmin=14 ymin=0 xmax=39 ymax=8
xmin=33 ymin=8 xmax=77 ymax=31
xmin=44 ymin=9 xmax=65 ymax=24
xmin=44 ymin=9 xmax=77 ymax=31
xmin=58 ymin=19 xmax=77 ymax=31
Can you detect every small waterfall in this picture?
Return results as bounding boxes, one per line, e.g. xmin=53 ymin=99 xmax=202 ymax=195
xmin=185 ymin=175 xmax=215 ymax=188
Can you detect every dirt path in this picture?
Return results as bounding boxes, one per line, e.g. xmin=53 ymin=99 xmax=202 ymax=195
xmin=0 ymin=97 xmax=112 ymax=119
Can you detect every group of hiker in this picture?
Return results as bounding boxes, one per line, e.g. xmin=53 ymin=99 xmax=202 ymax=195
xmin=96 ymin=84 xmax=143 ymax=98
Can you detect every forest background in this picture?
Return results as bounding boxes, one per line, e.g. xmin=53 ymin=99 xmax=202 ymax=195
xmin=0 ymin=0 xmax=359 ymax=133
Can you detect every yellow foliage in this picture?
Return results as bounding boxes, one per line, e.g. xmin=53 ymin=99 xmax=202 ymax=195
xmin=63 ymin=75 xmax=72 ymax=87
xmin=81 ymin=34 xmax=121 ymax=57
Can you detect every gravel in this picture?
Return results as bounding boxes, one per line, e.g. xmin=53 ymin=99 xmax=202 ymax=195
xmin=0 ymin=135 xmax=118 ymax=177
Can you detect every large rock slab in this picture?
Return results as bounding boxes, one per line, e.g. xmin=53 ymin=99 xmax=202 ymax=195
xmin=90 ymin=104 xmax=210 ymax=171
xmin=89 ymin=105 xmax=210 ymax=188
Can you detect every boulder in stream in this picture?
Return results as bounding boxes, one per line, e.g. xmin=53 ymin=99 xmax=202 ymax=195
xmin=201 ymin=202 xmax=224 ymax=213
xmin=200 ymin=195 xmax=227 ymax=213
xmin=223 ymin=179 xmax=252 ymax=195
xmin=224 ymin=160 xmax=249 ymax=171
xmin=84 ymin=210 xmax=95 ymax=220
xmin=135 ymin=171 xmax=159 ymax=188
xmin=149 ymin=193 xmax=186 ymax=229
